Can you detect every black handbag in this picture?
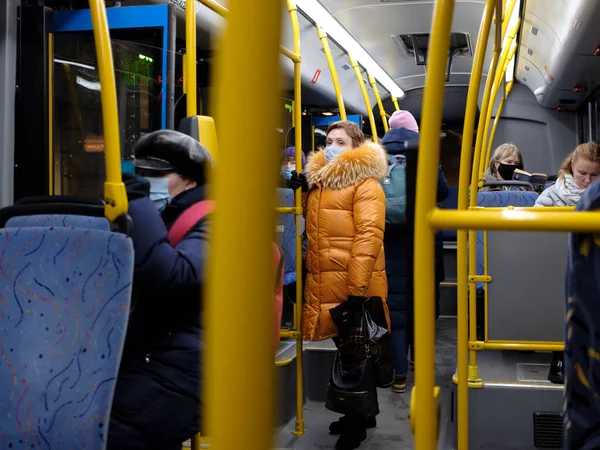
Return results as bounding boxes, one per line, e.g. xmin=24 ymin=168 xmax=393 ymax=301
xmin=325 ymin=298 xmax=392 ymax=416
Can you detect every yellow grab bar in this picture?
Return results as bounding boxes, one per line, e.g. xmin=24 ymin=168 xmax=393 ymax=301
xmin=185 ymin=0 xmax=197 ymax=117
xmin=430 ymin=209 xmax=600 ymax=232
xmin=391 ymin=95 xmax=400 ymax=111
xmin=203 ymin=0 xmax=281 ymax=448
xmin=88 ymin=0 xmax=127 ymax=221
xmin=368 ymin=74 xmax=389 ymax=133
xmin=349 ymin=55 xmax=378 ymax=142
xmin=197 ymin=0 xmax=228 ymax=17
xmin=484 ymin=79 xmax=513 ymax=167
xmin=478 ymin=23 xmax=519 ymax=172
xmin=476 ymin=15 xmax=520 ymax=178
xmin=413 ymin=0 xmax=454 ymax=448
xmin=287 ymin=0 xmax=306 ymax=436
xmin=317 ymin=26 xmax=347 ymax=120
xmin=455 ymin=1 xmax=497 ymax=449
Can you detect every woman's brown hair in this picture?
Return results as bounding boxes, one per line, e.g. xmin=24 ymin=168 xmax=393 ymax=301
xmin=326 ymin=121 xmax=366 ymax=149
xmin=558 ymin=142 xmax=600 ymax=180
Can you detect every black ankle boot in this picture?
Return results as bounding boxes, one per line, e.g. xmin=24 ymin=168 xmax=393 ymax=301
xmin=329 ymin=416 xmax=376 ymax=435
xmin=548 ymin=351 xmax=564 ymax=384
xmin=335 ymin=426 xmax=367 ymax=450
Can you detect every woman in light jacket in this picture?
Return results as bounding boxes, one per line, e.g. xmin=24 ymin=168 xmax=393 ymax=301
xmin=290 ymin=121 xmax=389 ymax=450
xmin=535 ymin=142 xmax=600 ymax=207
xmin=535 ymin=141 xmax=600 ymax=385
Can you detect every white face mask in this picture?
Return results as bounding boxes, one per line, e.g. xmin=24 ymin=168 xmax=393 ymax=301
xmin=324 ymin=145 xmax=345 ymax=162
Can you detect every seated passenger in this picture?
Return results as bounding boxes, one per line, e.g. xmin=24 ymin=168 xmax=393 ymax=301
xmin=280 ymin=146 xmax=305 ymax=188
xmin=480 ymin=143 xmax=524 ymax=191
xmin=535 ymin=142 xmax=600 ymax=207
xmin=108 ymin=130 xmax=214 ymax=450
xmin=534 ymin=142 xmax=600 ymax=385
xmin=381 ymin=109 xmax=449 ymax=394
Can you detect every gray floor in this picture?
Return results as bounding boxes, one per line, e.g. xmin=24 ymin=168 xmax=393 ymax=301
xmin=277 ymin=318 xmax=457 ymax=450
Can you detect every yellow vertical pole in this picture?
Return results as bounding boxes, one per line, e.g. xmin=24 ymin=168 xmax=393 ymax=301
xmin=455 ymin=3 xmax=496 ymax=449
xmin=391 ymin=95 xmax=400 ymax=111
xmin=185 ymin=0 xmax=197 ymax=117
xmin=204 ymin=1 xmax=281 ymax=449
xmin=349 ymin=55 xmax=378 ymax=142
xmin=466 ymin=0 xmax=503 ymax=388
xmin=413 ymin=0 xmax=454 ymax=448
xmin=484 ymin=80 xmax=514 ymax=167
xmin=287 ymin=0 xmax=305 ymax=437
xmin=183 ymin=54 xmax=187 ymax=94
xmin=88 ymin=0 xmax=127 ymax=221
xmin=476 ymin=7 xmax=519 ymax=177
xmin=502 ymin=0 xmax=517 ymax=37
xmin=478 ymin=25 xmax=519 ymax=171
xmin=368 ymin=74 xmax=389 ymax=133
xmin=317 ymin=26 xmax=346 ymax=120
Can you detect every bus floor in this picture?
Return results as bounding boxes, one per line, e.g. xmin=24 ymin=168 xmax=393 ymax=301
xmin=277 ymin=317 xmax=457 ymax=450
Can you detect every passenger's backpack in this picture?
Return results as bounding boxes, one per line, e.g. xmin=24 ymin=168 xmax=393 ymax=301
xmin=380 ymin=155 xmax=407 ymax=226
xmin=168 ymin=200 xmax=284 ymax=348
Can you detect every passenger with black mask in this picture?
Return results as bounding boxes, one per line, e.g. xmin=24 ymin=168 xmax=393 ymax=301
xmin=480 ymin=143 xmax=524 ymax=191
xmin=107 ymin=129 xmax=214 ymax=450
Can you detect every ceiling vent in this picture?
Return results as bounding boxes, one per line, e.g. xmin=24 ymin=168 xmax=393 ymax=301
xmin=391 ymin=32 xmax=472 ymax=81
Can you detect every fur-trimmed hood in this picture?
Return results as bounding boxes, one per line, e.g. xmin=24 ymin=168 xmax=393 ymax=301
xmin=304 ymin=141 xmax=388 ymax=190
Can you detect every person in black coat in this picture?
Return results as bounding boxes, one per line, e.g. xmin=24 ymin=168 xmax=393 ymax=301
xmin=107 ymin=130 xmax=214 ymax=450
xmin=382 ymin=110 xmax=449 ymax=394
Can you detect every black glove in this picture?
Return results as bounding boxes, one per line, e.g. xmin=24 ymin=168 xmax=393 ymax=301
xmin=290 ymin=170 xmax=308 ymax=192
xmin=122 ymin=173 xmax=150 ymax=201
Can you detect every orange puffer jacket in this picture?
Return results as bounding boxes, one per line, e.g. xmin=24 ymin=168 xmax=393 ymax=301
xmin=302 ymin=142 xmax=390 ymax=341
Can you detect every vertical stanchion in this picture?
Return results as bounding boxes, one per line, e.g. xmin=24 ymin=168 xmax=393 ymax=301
xmin=455 ymin=1 xmax=496 ymax=449
xmin=368 ymin=74 xmax=389 ymax=133
xmin=318 ymin=26 xmax=346 ymax=120
xmin=204 ymin=0 xmax=282 ymax=448
xmin=391 ymin=95 xmax=400 ymax=111
xmin=412 ymin=0 xmax=454 ymax=448
xmin=185 ymin=0 xmax=197 ymax=117
xmin=287 ymin=0 xmax=305 ymax=437
xmin=88 ymin=0 xmax=127 ymax=221
xmin=349 ymin=55 xmax=378 ymax=142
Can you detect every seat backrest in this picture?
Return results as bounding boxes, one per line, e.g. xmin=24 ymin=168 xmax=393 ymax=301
xmin=565 ymin=181 xmax=600 ymax=447
xmin=5 ymin=214 xmax=110 ymax=230
xmin=276 ymin=188 xmax=305 ymax=286
xmin=0 ymin=227 xmax=133 ymax=448
xmin=474 ymin=191 xmax=538 ymax=292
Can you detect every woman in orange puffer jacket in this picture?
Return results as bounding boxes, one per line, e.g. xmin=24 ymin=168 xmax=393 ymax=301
xmin=290 ymin=120 xmax=389 ymax=450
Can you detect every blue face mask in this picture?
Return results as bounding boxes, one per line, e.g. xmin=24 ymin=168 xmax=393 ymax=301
xmin=145 ymin=176 xmax=171 ymax=213
xmin=324 ymin=145 xmax=345 ymax=162
xmin=281 ymin=169 xmax=293 ymax=180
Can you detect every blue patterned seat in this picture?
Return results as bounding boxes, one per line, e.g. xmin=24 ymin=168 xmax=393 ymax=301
xmin=5 ymin=214 xmax=110 ymax=230
xmin=474 ymin=191 xmax=538 ymax=292
xmin=565 ymin=181 xmax=600 ymax=449
xmin=0 ymin=227 xmax=133 ymax=449
xmin=276 ymin=188 xmax=298 ymax=286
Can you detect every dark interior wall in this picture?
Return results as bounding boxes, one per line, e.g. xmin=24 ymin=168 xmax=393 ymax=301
xmin=487 ymin=83 xmax=578 ymax=176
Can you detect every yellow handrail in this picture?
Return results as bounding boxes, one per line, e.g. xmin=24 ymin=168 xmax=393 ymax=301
xmin=89 ymin=0 xmax=127 ymax=221
xmin=412 ymin=0 xmax=454 ymax=448
xmin=197 ymin=0 xmax=228 ymax=17
xmin=204 ymin=0 xmax=281 ymax=449
xmin=476 ymin=15 xmax=520 ymax=178
xmin=186 ymin=0 xmax=197 ymax=117
xmin=430 ymin=209 xmax=600 ymax=232
xmin=317 ymin=26 xmax=347 ymax=120
xmin=478 ymin=22 xmax=519 ymax=171
xmin=455 ymin=1 xmax=496 ymax=449
xmin=484 ymin=80 xmax=513 ymax=167
xmin=368 ymin=74 xmax=389 ymax=133
xmin=349 ymin=55 xmax=378 ymax=142
xmin=391 ymin=95 xmax=400 ymax=111
xmin=287 ymin=0 xmax=306 ymax=437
